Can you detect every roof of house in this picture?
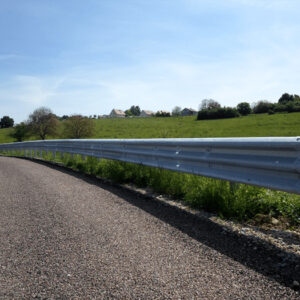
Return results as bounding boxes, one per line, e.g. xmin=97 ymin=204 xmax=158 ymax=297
xmin=182 ymin=107 xmax=197 ymax=112
xmin=141 ymin=110 xmax=154 ymax=114
xmin=110 ymin=109 xmax=125 ymax=115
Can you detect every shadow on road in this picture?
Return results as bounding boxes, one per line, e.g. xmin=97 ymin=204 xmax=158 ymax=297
xmin=15 ymin=157 xmax=300 ymax=290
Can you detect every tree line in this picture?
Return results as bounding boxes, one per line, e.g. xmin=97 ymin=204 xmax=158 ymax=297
xmin=8 ymin=107 xmax=95 ymax=142
xmin=196 ymin=93 xmax=300 ymax=120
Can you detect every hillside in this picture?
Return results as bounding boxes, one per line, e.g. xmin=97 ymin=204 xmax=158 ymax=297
xmin=1 ymin=112 xmax=300 ymax=143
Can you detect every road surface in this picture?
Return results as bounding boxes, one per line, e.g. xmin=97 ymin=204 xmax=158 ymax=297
xmin=0 ymin=156 xmax=299 ymax=299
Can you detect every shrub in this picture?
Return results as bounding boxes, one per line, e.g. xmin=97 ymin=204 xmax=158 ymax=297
xmin=11 ymin=122 xmax=29 ymax=142
xmin=63 ymin=115 xmax=94 ymax=138
xmin=286 ymin=102 xmax=300 ymax=113
xmin=274 ymin=104 xmax=288 ymax=113
xmin=0 ymin=116 xmax=14 ymax=128
xmin=252 ymin=101 xmax=273 ymax=114
xmin=197 ymin=107 xmax=240 ymax=120
xmin=278 ymin=93 xmax=294 ymax=104
xmin=172 ymin=106 xmax=182 ymax=117
xmin=156 ymin=111 xmax=171 ymax=117
xmin=237 ymin=102 xmax=251 ymax=116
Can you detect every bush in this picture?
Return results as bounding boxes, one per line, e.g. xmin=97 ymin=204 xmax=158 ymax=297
xmin=156 ymin=111 xmax=171 ymax=117
xmin=172 ymin=106 xmax=182 ymax=117
xmin=125 ymin=105 xmax=141 ymax=117
xmin=11 ymin=122 xmax=29 ymax=142
xmin=0 ymin=116 xmax=14 ymax=128
xmin=63 ymin=115 xmax=94 ymax=138
xmin=274 ymin=104 xmax=288 ymax=113
xmin=278 ymin=93 xmax=294 ymax=104
xmin=197 ymin=107 xmax=240 ymax=120
xmin=273 ymin=102 xmax=300 ymax=113
xmin=286 ymin=102 xmax=300 ymax=113
xmin=252 ymin=101 xmax=274 ymax=114
xmin=237 ymin=102 xmax=251 ymax=116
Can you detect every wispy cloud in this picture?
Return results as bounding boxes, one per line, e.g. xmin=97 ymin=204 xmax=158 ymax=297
xmin=0 ymin=54 xmax=17 ymax=61
xmin=0 ymin=75 xmax=63 ymax=105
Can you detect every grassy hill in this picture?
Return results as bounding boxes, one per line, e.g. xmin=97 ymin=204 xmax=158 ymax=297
xmin=1 ymin=112 xmax=300 ymax=143
xmin=92 ymin=112 xmax=300 ymax=138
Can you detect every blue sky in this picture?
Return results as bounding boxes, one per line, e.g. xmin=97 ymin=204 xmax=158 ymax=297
xmin=0 ymin=0 xmax=299 ymax=122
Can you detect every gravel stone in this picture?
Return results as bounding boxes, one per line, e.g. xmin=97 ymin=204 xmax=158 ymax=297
xmin=0 ymin=156 xmax=299 ymax=299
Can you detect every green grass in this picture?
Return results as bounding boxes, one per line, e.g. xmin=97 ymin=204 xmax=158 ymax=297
xmin=0 ymin=127 xmax=14 ymax=144
xmin=1 ymin=113 xmax=300 ymax=227
xmin=91 ymin=112 xmax=300 ymax=138
xmin=1 ymin=112 xmax=300 ymax=143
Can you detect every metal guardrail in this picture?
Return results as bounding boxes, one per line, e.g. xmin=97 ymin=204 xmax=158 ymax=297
xmin=0 ymin=137 xmax=300 ymax=195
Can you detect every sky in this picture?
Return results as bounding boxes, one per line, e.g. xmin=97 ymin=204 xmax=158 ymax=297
xmin=0 ymin=0 xmax=300 ymax=123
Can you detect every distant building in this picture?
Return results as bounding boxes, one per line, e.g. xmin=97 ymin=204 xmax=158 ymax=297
xmin=181 ymin=108 xmax=197 ymax=116
xmin=98 ymin=115 xmax=109 ymax=119
xmin=110 ymin=109 xmax=125 ymax=118
xmin=140 ymin=110 xmax=154 ymax=117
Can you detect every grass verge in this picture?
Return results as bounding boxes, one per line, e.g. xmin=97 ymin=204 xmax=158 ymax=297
xmin=4 ymin=150 xmax=298 ymax=228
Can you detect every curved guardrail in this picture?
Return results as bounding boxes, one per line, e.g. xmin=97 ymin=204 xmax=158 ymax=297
xmin=0 ymin=137 xmax=300 ymax=195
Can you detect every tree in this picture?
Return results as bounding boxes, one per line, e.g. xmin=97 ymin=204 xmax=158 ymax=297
xmin=125 ymin=109 xmax=133 ymax=117
xmin=197 ymin=107 xmax=239 ymax=120
xmin=28 ymin=107 xmax=59 ymax=140
xmin=0 ymin=116 xmax=14 ymax=128
xmin=63 ymin=115 xmax=94 ymax=139
xmin=11 ymin=122 xmax=29 ymax=142
xmin=156 ymin=111 xmax=171 ymax=117
xmin=172 ymin=106 xmax=181 ymax=116
xmin=278 ymin=93 xmax=294 ymax=104
xmin=252 ymin=101 xmax=273 ymax=114
xmin=199 ymin=99 xmax=221 ymax=111
xmin=129 ymin=105 xmax=141 ymax=116
xmin=237 ymin=102 xmax=251 ymax=116
xmin=294 ymin=94 xmax=300 ymax=102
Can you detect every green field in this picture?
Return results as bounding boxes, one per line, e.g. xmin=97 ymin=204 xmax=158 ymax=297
xmin=1 ymin=112 xmax=300 ymax=143
xmin=1 ymin=113 xmax=300 ymax=227
xmin=91 ymin=113 xmax=300 ymax=139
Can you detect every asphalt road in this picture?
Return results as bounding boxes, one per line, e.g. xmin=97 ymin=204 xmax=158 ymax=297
xmin=0 ymin=156 xmax=299 ymax=299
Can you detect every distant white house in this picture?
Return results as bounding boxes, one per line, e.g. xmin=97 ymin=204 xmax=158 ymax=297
xmin=180 ymin=108 xmax=197 ymax=116
xmin=110 ymin=109 xmax=125 ymax=118
xmin=140 ymin=110 xmax=154 ymax=117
